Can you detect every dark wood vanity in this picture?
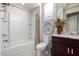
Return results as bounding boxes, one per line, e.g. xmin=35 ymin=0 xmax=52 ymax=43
xmin=51 ymin=35 xmax=79 ymax=56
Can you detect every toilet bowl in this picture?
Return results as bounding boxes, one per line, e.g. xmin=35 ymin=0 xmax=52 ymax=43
xmin=36 ymin=42 xmax=47 ymax=50
xmin=36 ymin=35 xmax=51 ymax=56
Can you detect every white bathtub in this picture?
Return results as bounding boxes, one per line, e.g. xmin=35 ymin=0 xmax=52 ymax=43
xmin=1 ymin=40 xmax=35 ymax=56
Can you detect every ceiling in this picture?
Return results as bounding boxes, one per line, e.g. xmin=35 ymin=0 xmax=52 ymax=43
xmin=24 ymin=3 xmax=39 ymax=9
xmin=55 ymin=3 xmax=67 ymax=9
xmin=12 ymin=3 xmax=40 ymax=10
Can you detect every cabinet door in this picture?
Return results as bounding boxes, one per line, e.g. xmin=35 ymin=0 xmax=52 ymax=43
xmin=54 ymin=43 xmax=70 ymax=56
xmin=75 ymin=48 xmax=79 ymax=56
xmin=72 ymin=48 xmax=79 ymax=56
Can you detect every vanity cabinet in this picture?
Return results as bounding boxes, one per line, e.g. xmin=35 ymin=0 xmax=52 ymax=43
xmin=51 ymin=36 xmax=79 ymax=56
xmin=53 ymin=43 xmax=70 ymax=56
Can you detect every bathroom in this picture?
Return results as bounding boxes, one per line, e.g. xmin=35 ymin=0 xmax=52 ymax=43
xmin=0 ymin=3 xmax=54 ymax=56
xmin=0 ymin=3 xmax=79 ymax=56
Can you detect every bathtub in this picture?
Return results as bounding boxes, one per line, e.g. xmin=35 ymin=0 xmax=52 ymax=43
xmin=1 ymin=40 xmax=35 ymax=56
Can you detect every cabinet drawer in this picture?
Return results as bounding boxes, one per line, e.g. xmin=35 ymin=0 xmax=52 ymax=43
xmin=52 ymin=36 xmax=79 ymax=48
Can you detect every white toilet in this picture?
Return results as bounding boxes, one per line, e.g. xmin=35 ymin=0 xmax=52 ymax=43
xmin=36 ymin=35 xmax=51 ymax=56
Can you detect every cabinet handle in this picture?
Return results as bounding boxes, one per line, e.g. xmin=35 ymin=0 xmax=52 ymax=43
xmin=67 ymin=48 xmax=70 ymax=54
xmin=71 ymin=49 xmax=73 ymax=55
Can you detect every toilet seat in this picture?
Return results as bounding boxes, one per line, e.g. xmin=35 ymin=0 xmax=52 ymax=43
xmin=36 ymin=42 xmax=47 ymax=50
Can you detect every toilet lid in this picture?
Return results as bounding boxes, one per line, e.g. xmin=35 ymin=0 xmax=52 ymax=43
xmin=36 ymin=42 xmax=47 ymax=49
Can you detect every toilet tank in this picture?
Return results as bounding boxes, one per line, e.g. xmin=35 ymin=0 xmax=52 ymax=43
xmin=43 ymin=35 xmax=50 ymax=44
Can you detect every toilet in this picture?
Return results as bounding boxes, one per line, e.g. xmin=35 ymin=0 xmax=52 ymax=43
xmin=36 ymin=35 xmax=51 ymax=56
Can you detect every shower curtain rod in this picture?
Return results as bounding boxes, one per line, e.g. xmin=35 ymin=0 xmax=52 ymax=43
xmin=1 ymin=3 xmax=26 ymax=11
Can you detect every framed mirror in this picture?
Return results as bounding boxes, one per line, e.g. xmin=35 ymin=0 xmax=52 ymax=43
xmin=43 ymin=21 xmax=54 ymax=35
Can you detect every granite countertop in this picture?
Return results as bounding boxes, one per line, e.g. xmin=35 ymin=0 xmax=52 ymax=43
xmin=51 ymin=34 xmax=79 ymax=40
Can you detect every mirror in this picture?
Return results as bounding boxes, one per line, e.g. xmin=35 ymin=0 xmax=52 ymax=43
xmin=55 ymin=6 xmax=66 ymax=34
xmin=43 ymin=21 xmax=54 ymax=35
xmin=66 ymin=13 xmax=79 ymax=35
xmin=66 ymin=3 xmax=79 ymax=35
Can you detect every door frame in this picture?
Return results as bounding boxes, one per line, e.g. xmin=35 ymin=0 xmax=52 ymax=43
xmin=35 ymin=14 xmax=40 ymax=50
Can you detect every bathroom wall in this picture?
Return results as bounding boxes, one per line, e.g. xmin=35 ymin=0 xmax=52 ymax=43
xmin=28 ymin=6 xmax=40 ymax=42
xmin=0 ymin=4 xmax=2 ymax=55
xmin=8 ymin=5 xmax=30 ymax=47
xmin=66 ymin=4 xmax=79 ymax=14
